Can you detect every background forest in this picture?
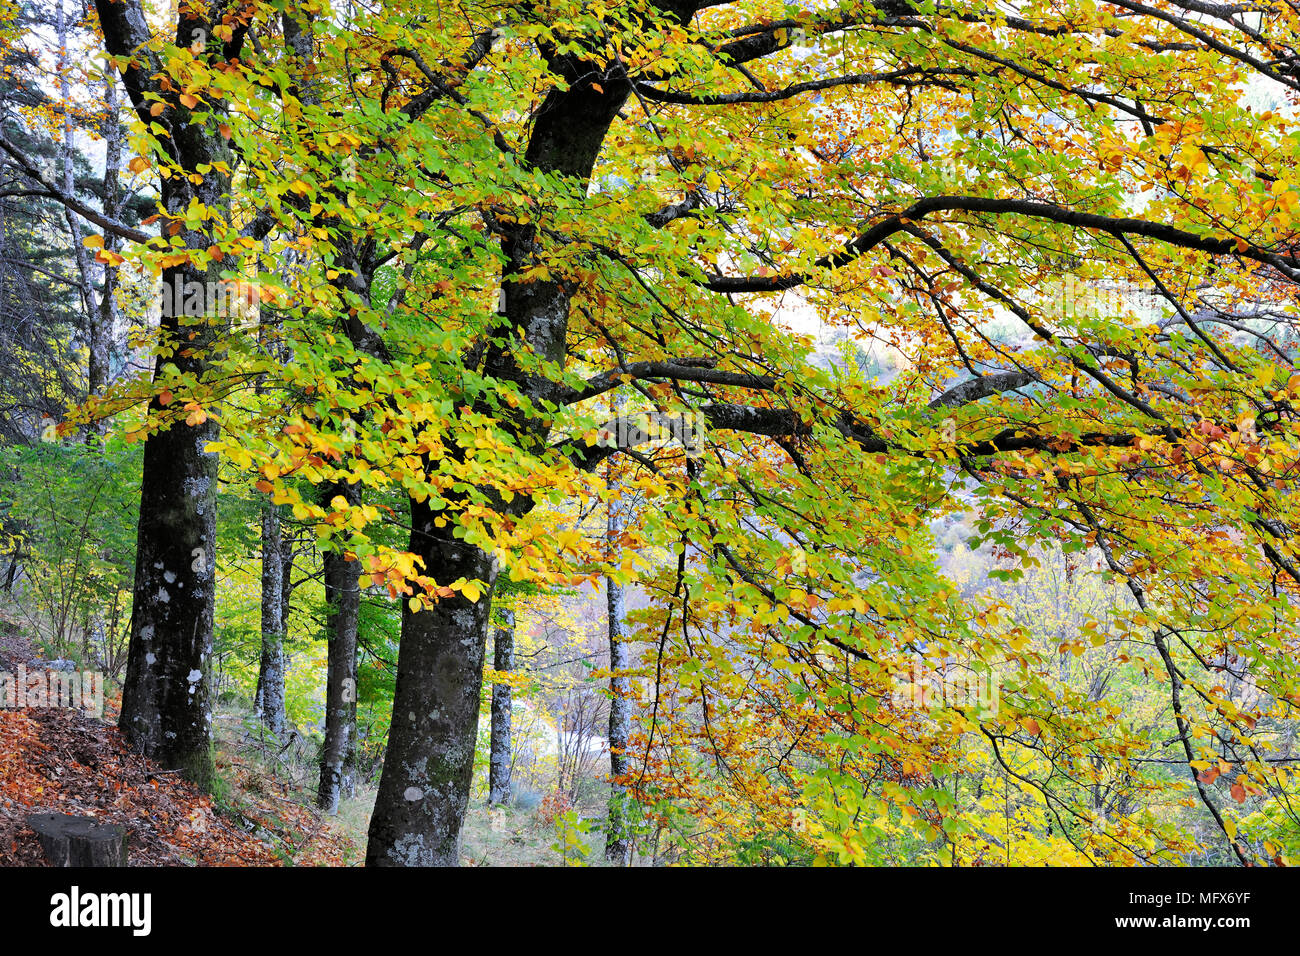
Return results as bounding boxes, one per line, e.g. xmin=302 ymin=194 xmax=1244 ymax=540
xmin=0 ymin=0 xmax=1298 ymax=867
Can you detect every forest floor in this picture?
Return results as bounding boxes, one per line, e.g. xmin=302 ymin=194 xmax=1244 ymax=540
xmin=0 ymin=612 xmax=356 ymax=865
xmin=0 ymin=623 xmax=592 ymax=866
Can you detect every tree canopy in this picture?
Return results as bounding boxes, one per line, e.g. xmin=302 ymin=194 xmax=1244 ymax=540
xmin=3 ymin=0 xmax=1299 ymax=866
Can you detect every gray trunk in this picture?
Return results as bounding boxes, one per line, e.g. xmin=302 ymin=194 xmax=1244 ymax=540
xmin=280 ymin=529 xmax=294 ymax=629
xmin=56 ymin=1 xmax=95 ymax=326
xmin=318 ymin=481 xmax=360 ymax=812
xmin=365 ymin=499 xmax=497 ymax=865
xmin=488 ymin=607 xmax=514 ymax=806
xmin=363 ymin=42 xmax=640 ymax=866
xmin=117 ymin=284 xmax=219 ymax=785
xmin=604 ymin=494 xmax=632 ymax=864
xmin=56 ymin=1 xmax=114 ymax=406
xmin=98 ymin=0 xmax=239 ymax=789
xmin=92 ymin=74 xmax=122 ymax=398
xmin=255 ymin=498 xmax=286 ymax=735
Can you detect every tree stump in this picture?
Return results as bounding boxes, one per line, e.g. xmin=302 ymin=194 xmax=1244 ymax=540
xmin=27 ymin=813 xmax=128 ymax=867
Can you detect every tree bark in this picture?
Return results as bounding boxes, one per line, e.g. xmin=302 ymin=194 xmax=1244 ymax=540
xmin=488 ymin=607 xmax=514 ymax=806
xmin=280 ymin=528 xmax=294 ymax=631
xmin=318 ymin=481 xmax=360 ymax=813
xmin=92 ymin=73 xmax=121 ymax=399
xmin=28 ymin=813 xmax=128 ymax=867
xmin=364 ymin=37 xmax=639 ymax=865
xmin=55 ymin=0 xmax=115 ymax=412
xmin=254 ymin=498 xmax=286 ymax=736
xmin=97 ymin=0 xmax=240 ymax=788
xmin=55 ymin=1 xmax=96 ymax=331
xmin=117 ymin=318 xmax=220 ymax=785
xmin=604 ymin=500 xmax=632 ymax=864
xmin=365 ymin=503 xmax=498 ymax=865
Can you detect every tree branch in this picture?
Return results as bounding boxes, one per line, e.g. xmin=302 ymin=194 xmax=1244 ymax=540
xmin=703 ymin=194 xmax=1300 ymax=293
xmin=0 ymin=134 xmax=150 ymax=243
xmin=556 ymin=359 xmax=777 ymax=405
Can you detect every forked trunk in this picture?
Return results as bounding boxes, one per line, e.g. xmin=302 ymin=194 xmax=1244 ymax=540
xmin=364 ymin=53 xmax=637 ymax=866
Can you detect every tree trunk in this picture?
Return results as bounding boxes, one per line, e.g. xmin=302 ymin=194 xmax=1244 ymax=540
xmin=28 ymin=813 xmax=128 ymax=867
xmin=363 ymin=58 xmax=635 ymax=866
xmin=365 ymin=501 xmax=498 ymax=865
xmin=96 ymin=0 xmax=242 ymax=790
xmin=55 ymin=0 xmax=97 ymax=340
xmin=318 ymin=482 xmax=360 ymax=813
xmin=117 ymin=328 xmax=219 ymax=786
xmin=254 ymin=498 xmax=286 ymax=736
xmin=488 ymin=607 xmax=514 ymax=806
xmin=280 ymin=527 xmax=294 ymax=630
xmin=604 ymin=505 xmax=632 ymax=864
xmin=92 ymin=73 xmax=122 ymax=400
xmin=56 ymin=0 xmax=115 ymax=419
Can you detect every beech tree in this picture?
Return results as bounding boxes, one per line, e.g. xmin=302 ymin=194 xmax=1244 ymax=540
xmin=488 ymin=606 xmax=515 ymax=807
xmin=253 ymin=495 xmax=287 ymax=736
xmin=47 ymin=0 xmax=1300 ymax=865
xmin=603 ymin=457 xmax=633 ymax=863
xmin=86 ymin=0 xmax=250 ymax=787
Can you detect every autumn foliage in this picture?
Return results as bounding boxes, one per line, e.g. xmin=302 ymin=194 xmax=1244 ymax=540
xmin=2 ymin=0 xmax=1299 ymax=865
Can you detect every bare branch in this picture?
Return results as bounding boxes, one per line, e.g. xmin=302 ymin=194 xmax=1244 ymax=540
xmin=928 ymin=370 xmax=1039 ymax=409
xmin=0 ymin=134 xmax=150 ymax=243
xmin=704 ymin=194 xmax=1300 ymax=293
